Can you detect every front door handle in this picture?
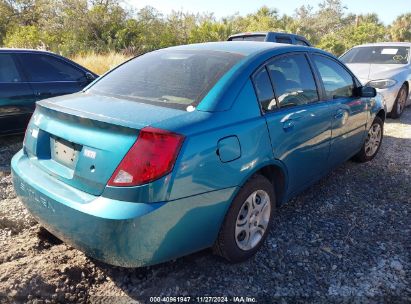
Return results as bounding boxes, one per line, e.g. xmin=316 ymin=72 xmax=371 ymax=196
xmin=334 ymin=109 xmax=345 ymax=119
xmin=35 ymin=92 xmax=53 ymax=97
xmin=282 ymin=119 xmax=295 ymax=131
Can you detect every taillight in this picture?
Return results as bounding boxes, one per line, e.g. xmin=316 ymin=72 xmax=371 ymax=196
xmin=108 ymin=127 xmax=185 ymax=186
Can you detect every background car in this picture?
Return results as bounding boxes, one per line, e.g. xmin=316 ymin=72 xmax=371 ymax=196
xmin=0 ymin=49 xmax=98 ymax=135
xmin=12 ymin=42 xmax=384 ymax=267
xmin=340 ymin=42 xmax=411 ymax=118
xmin=227 ymin=31 xmax=312 ymax=46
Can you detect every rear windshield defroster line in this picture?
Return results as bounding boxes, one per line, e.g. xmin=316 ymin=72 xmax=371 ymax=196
xmin=89 ymin=49 xmax=244 ymax=110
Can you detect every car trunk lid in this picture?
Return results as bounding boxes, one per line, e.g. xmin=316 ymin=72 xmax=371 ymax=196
xmin=24 ymin=93 xmax=188 ymax=196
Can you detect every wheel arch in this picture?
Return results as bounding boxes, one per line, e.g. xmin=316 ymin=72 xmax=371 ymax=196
xmin=234 ymin=161 xmax=289 ymax=208
xmin=403 ymin=81 xmax=410 ymax=98
xmin=376 ymin=109 xmax=386 ymax=122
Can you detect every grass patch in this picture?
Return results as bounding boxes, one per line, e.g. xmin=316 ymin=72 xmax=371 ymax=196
xmin=70 ymin=52 xmax=131 ymax=75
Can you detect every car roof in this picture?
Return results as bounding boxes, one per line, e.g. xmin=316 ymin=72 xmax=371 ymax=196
xmin=351 ymin=42 xmax=411 ymax=48
xmin=0 ymin=48 xmax=57 ymax=54
xmin=162 ymin=41 xmax=320 ymax=57
xmin=0 ymin=48 xmax=98 ymax=76
xmin=228 ymin=31 xmax=306 ymax=39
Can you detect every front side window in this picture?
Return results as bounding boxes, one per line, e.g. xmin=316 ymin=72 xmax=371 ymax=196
xmin=340 ymin=46 xmax=410 ymax=65
xmin=89 ymin=50 xmax=244 ymax=110
xmin=0 ymin=54 xmax=22 ymax=82
xmin=267 ymin=54 xmax=319 ymax=108
xmin=312 ymin=55 xmax=355 ymax=99
xmin=252 ymin=68 xmax=276 ymax=111
xmin=18 ymin=54 xmax=85 ymax=82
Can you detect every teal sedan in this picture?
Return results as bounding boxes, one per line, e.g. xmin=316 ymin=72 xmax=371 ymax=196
xmin=12 ymin=42 xmax=385 ymax=267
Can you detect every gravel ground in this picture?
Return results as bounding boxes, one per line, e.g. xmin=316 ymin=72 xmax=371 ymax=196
xmin=0 ymin=109 xmax=410 ymax=304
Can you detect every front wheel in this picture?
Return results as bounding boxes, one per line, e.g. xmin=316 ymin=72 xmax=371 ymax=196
xmin=390 ymin=84 xmax=408 ymax=119
xmin=353 ymin=116 xmax=383 ymax=163
xmin=213 ymin=175 xmax=275 ymax=263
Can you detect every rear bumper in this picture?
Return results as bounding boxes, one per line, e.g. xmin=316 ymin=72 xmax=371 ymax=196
xmin=12 ymin=150 xmax=236 ymax=267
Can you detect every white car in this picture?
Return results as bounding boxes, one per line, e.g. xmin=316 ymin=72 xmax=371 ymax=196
xmin=340 ymin=42 xmax=411 ymax=118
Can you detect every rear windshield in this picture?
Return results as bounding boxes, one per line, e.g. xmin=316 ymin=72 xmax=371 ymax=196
xmin=229 ymin=35 xmax=266 ymax=42
xmin=340 ymin=46 xmax=410 ymax=64
xmin=89 ymin=50 xmax=244 ymax=110
xmin=276 ymin=36 xmax=293 ymax=44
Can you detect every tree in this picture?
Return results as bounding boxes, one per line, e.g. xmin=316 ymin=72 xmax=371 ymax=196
xmin=4 ymin=25 xmax=42 ymax=48
xmin=0 ymin=1 xmax=407 ymax=58
xmin=317 ymin=34 xmax=346 ymax=56
xmin=390 ymin=13 xmax=411 ymax=41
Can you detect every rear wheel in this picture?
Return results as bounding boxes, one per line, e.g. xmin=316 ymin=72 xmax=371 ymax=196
xmin=390 ymin=84 xmax=408 ymax=119
xmin=213 ymin=175 xmax=275 ymax=263
xmin=353 ymin=116 xmax=383 ymax=162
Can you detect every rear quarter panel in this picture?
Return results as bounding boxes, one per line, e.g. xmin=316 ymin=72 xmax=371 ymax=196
xmin=155 ymin=80 xmax=276 ymax=201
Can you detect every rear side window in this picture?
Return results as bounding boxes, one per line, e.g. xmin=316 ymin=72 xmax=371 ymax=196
xmin=267 ymin=54 xmax=319 ymax=108
xmin=0 ymin=54 xmax=22 ymax=82
xmin=229 ymin=37 xmax=244 ymax=41
xmin=89 ymin=50 xmax=244 ymax=110
xmin=312 ymin=55 xmax=355 ymax=99
xmin=229 ymin=35 xmax=266 ymax=42
xmin=252 ymin=68 xmax=276 ymax=111
xmin=18 ymin=54 xmax=85 ymax=82
xmin=276 ymin=36 xmax=293 ymax=44
xmin=243 ymin=35 xmax=266 ymax=42
xmin=295 ymin=39 xmax=309 ymax=46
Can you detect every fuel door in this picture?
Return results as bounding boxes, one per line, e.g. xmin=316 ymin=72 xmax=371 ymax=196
xmin=217 ymin=136 xmax=241 ymax=163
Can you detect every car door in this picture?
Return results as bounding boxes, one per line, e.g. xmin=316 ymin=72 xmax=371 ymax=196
xmin=310 ymin=54 xmax=368 ymax=169
xmin=0 ymin=52 xmax=36 ymax=135
xmin=253 ymin=53 xmax=333 ymax=195
xmin=16 ymin=52 xmax=91 ymax=101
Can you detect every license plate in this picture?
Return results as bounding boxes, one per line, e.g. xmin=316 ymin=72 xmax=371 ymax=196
xmin=50 ymin=137 xmax=79 ymax=168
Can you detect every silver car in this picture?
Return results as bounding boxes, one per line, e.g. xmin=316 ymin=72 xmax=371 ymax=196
xmin=340 ymin=42 xmax=411 ymax=118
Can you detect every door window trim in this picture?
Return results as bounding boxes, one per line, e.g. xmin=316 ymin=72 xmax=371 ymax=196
xmin=251 ymin=51 xmax=323 ymax=115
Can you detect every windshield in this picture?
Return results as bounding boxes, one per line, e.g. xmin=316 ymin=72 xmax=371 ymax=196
xmin=89 ymin=49 xmax=244 ymax=110
xmin=340 ymin=46 xmax=410 ymax=64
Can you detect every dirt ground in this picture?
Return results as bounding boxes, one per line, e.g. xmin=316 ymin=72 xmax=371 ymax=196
xmin=0 ymin=109 xmax=410 ymax=303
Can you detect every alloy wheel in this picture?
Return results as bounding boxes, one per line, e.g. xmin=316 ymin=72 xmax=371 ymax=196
xmin=365 ymin=123 xmax=382 ymax=157
xmin=397 ymin=87 xmax=407 ymax=115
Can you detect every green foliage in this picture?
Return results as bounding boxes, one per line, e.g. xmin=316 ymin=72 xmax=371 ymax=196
xmin=317 ymin=34 xmax=346 ymax=56
xmin=4 ymin=25 xmax=42 ymax=48
xmin=0 ymin=0 xmax=408 ymax=57
xmin=390 ymin=13 xmax=411 ymax=41
xmin=318 ymin=20 xmax=386 ymax=56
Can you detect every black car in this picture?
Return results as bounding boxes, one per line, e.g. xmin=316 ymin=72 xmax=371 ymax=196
xmin=227 ymin=32 xmax=312 ymax=46
xmin=0 ymin=49 xmax=98 ymax=135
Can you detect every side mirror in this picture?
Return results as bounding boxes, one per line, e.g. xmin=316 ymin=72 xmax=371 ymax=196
xmin=359 ymin=86 xmax=377 ymax=98
xmin=85 ymin=72 xmax=96 ymax=82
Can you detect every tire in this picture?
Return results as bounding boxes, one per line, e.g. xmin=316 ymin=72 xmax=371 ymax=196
xmin=390 ymin=84 xmax=408 ymax=119
xmin=353 ymin=116 xmax=384 ymax=163
xmin=213 ymin=174 xmax=275 ymax=263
